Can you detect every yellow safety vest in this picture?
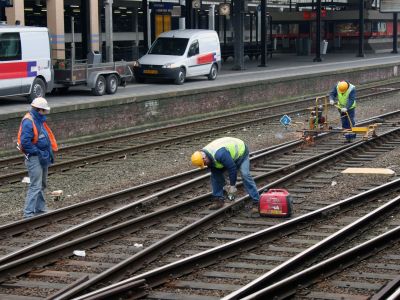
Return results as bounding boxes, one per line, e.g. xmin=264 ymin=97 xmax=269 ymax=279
xmin=337 ymin=83 xmax=356 ymax=109
xmin=203 ymin=137 xmax=246 ymax=169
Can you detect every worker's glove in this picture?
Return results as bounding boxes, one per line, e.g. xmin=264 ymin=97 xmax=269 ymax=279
xmin=227 ymin=185 xmax=237 ymax=200
xmin=340 ymin=107 xmax=347 ymax=113
xmin=329 ymin=99 xmax=335 ymax=105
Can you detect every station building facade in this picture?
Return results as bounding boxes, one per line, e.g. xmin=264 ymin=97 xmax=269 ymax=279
xmin=1 ymin=0 xmax=399 ymax=63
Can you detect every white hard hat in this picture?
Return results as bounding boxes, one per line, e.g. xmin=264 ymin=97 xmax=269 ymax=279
xmin=31 ymin=97 xmax=50 ymax=111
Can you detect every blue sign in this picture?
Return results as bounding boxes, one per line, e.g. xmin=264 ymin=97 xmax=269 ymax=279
xmin=280 ymin=114 xmax=292 ymax=127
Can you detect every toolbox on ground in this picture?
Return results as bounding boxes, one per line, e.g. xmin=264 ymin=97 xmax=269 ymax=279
xmin=259 ymin=189 xmax=293 ymax=217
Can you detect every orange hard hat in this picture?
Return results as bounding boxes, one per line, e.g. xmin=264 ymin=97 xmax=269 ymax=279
xmin=191 ymin=151 xmax=205 ymax=169
xmin=338 ymin=81 xmax=349 ymax=93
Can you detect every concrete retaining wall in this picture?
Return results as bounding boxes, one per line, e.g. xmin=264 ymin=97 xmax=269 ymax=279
xmin=1 ymin=62 xmax=400 ymax=151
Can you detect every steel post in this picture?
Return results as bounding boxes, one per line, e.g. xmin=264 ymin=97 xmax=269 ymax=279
xmin=392 ymin=13 xmax=398 ymax=54
xmin=357 ymin=0 xmax=365 ymax=57
xmin=313 ymin=0 xmax=322 ymax=62
xmin=259 ymin=0 xmax=267 ymax=67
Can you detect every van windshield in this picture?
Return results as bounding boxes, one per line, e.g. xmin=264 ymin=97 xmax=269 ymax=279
xmin=148 ymin=37 xmax=189 ymax=56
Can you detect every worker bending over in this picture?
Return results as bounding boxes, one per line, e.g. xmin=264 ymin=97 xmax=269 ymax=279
xmin=191 ymin=137 xmax=259 ymax=212
xmin=329 ymin=80 xmax=357 ymax=142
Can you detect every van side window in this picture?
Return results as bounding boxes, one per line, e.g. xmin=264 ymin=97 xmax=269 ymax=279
xmin=188 ymin=40 xmax=199 ymax=57
xmin=0 ymin=32 xmax=22 ymax=61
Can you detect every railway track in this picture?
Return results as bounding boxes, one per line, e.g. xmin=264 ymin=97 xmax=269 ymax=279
xmin=69 ymin=175 xmax=400 ymax=300
xmin=0 ymin=111 xmax=397 ymax=265
xmin=0 ymin=112 xmax=399 ymax=299
xmin=1 ymin=80 xmax=399 ymax=189
xmin=236 ymin=218 xmax=400 ymax=300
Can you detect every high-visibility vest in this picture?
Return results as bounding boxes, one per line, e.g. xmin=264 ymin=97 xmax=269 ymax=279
xmin=203 ymin=137 xmax=246 ymax=169
xmin=337 ymin=83 xmax=356 ymax=109
xmin=17 ymin=112 xmax=58 ymax=154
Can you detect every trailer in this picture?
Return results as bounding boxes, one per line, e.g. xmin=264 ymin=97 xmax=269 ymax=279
xmin=53 ymin=55 xmax=133 ymax=96
xmin=0 ymin=24 xmax=133 ymax=101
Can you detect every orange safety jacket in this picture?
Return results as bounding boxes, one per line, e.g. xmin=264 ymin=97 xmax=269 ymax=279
xmin=17 ymin=112 xmax=58 ymax=154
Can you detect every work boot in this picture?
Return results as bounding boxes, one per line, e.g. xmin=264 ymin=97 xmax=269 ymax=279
xmin=245 ymin=200 xmax=259 ymax=214
xmin=250 ymin=202 xmax=259 ymax=214
xmin=209 ymin=198 xmax=225 ymax=210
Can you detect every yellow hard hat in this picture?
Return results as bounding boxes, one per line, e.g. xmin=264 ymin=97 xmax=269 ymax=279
xmin=191 ymin=151 xmax=205 ymax=169
xmin=338 ymin=81 xmax=349 ymax=93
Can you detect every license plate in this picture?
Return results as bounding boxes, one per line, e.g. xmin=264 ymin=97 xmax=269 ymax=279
xmin=143 ymin=69 xmax=158 ymax=74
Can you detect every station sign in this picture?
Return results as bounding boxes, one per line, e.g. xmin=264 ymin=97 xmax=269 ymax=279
xmin=380 ymin=0 xmax=400 ymax=13
xmin=280 ymin=114 xmax=292 ymax=127
xmin=151 ymin=2 xmax=174 ymax=13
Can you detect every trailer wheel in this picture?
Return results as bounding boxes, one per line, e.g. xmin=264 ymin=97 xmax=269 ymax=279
xmin=92 ymin=75 xmax=106 ymax=96
xmin=207 ymin=64 xmax=218 ymax=80
xmin=174 ymin=68 xmax=186 ymax=85
xmin=106 ymin=74 xmax=119 ymax=94
xmin=28 ymin=78 xmax=46 ymax=102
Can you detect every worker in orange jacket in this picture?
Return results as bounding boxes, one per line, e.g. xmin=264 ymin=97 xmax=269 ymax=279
xmin=17 ymin=97 xmax=58 ymax=218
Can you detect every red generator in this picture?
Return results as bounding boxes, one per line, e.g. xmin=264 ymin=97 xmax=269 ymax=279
xmin=259 ymin=189 xmax=293 ymax=217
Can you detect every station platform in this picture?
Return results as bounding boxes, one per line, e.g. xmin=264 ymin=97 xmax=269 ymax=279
xmin=1 ymin=52 xmax=400 ymax=150
xmin=1 ymin=52 xmax=400 ymax=116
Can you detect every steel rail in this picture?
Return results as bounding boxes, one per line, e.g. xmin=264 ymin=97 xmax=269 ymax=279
xmin=0 ymin=121 xmax=377 ymax=267
xmin=1 ymin=78 xmax=397 ymax=165
xmin=32 ymin=129 xmax=400 ymax=299
xmin=223 ymin=194 xmax=400 ymax=299
xmin=71 ymin=177 xmax=400 ymax=300
xmin=0 ymin=129 xmax=376 ymax=283
xmin=0 ymin=116 xmax=398 ymax=298
xmin=0 ymin=139 xmax=299 ymax=262
xmin=1 ymin=83 xmax=399 ymax=186
xmin=240 ymin=225 xmax=400 ymax=300
xmin=372 ymin=276 xmax=400 ymax=300
xmin=0 ymin=111 xmax=397 ymax=267
xmin=0 ymin=115 xmax=398 ymax=268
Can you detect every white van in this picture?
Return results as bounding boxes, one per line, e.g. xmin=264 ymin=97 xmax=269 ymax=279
xmin=0 ymin=25 xmax=53 ymax=101
xmin=133 ymin=29 xmax=221 ymax=85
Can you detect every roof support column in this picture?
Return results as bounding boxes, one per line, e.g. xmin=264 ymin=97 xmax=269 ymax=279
xmin=142 ymin=0 xmax=149 ymax=51
xmin=232 ymin=0 xmax=244 ymax=70
xmin=392 ymin=13 xmax=398 ymax=54
xmin=259 ymin=0 xmax=267 ymax=67
xmin=313 ymin=0 xmax=322 ymax=62
xmin=47 ymin=0 xmax=65 ymax=60
xmin=179 ymin=0 xmax=185 ymax=29
xmin=208 ymin=4 xmax=215 ymax=30
xmin=185 ymin=0 xmax=192 ymax=29
xmin=104 ymin=0 xmax=113 ymax=62
xmin=357 ymin=0 xmax=365 ymax=57
xmin=5 ymin=0 xmax=24 ymax=25
xmin=89 ymin=0 xmax=100 ymax=52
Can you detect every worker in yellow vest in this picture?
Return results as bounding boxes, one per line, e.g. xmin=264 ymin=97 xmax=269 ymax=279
xmin=17 ymin=97 xmax=58 ymax=218
xmin=329 ymin=80 xmax=357 ymax=142
xmin=191 ymin=137 xmax=259 ymax=212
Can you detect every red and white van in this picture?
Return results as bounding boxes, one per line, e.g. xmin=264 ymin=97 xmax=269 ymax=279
xmin=0 ymin=25 xmax=53 ymax=101
xmin=133 ymin=29 xmax=221 ymax=85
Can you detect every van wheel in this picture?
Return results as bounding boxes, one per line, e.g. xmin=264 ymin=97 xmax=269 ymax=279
xmin=174 ymin=68 xmax=186 ymax=85
xmin=207 ymin=64 xmax=218 ymax=80
xmin=106 ymin=74 xmax=119 ymax=94
xmin=28 ymin=78 xmax=46 ymax=102
xmin=92 ymin=75 xmax=106 ymax=96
